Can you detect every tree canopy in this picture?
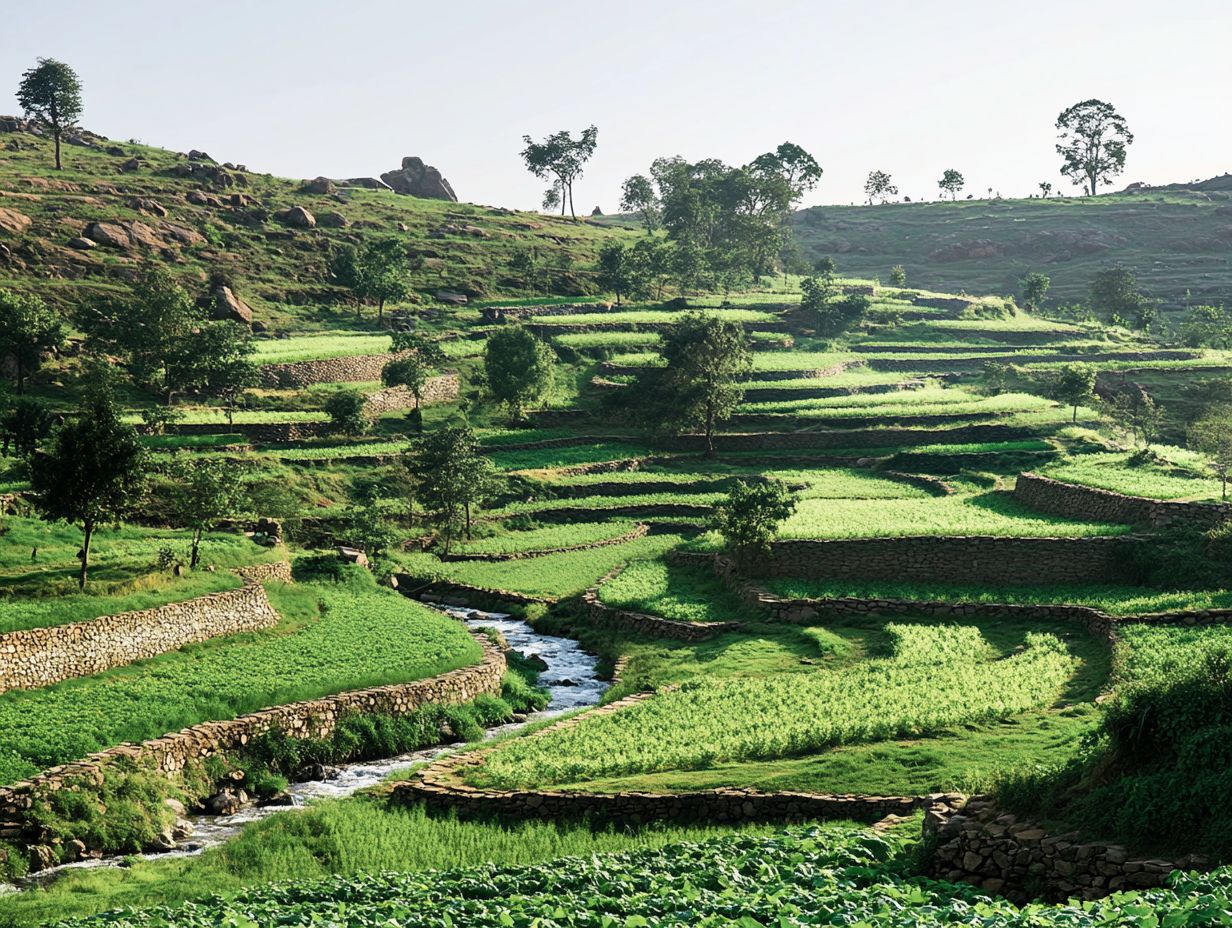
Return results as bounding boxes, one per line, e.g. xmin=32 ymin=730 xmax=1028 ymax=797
xmin=17 ymin=57 xmax=83 ymax=170
xmin=520 ymin=126 xmax=599 ymax=220
xmin=938 ymin=169 xmax=964 ymax=200
xmin=484 ymin=327 xmax=554 ymax=420
xmin=1056 ymin=99 xmax=1133 ymax=196
xmin=864 ymin=170 xmax=897 ymax=204
xmin=0 ymin=288 xmax=64 ymax=394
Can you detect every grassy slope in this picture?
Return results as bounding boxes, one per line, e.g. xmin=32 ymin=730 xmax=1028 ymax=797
xmin=0 ymin=130 xmax=630 ymax=327
xmin=790 ymin=190 xmax=1232 ymax=308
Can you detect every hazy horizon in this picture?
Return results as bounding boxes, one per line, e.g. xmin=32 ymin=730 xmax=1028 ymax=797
xmin=4 ymin=0 xmax=1230 ymax=212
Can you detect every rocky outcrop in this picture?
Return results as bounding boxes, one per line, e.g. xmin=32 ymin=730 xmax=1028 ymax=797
xmin=208 ymin=285 xmax=254 ymax=325
xmin=275 ymin=206 xmax=316 ymax=229
xmin=0 ymin=208 xmax=32 ymax=236
xmin=380 ymin=157 xmax=457 ymax=201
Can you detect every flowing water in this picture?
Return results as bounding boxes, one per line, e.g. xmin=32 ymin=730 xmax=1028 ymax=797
xmin=18 ymin=605 xmax=605 ymax=887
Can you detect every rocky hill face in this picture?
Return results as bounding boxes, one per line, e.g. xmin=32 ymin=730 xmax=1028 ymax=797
xmin=0 ymin=122 xmax=625 ymax=327
xmin=792 ymin=182 xmax=1232 ymax=310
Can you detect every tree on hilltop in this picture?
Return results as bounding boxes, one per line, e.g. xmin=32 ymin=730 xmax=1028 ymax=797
xmin=31 ymin=379 xmax=146 ymax=590
xmin=1056 ymin=99 xmax=1133 ymax=196
xmin=864 ymin=170 xmax=898 ymax=205
xmin=484 ymin=326 xmax=554 ymax=421
xmin=521 ymin=126 xmax=599 ymax=220
xmin=0 ymin=289 xmax=64 ymax=394
xmin=17 ymin=58 xmax=83 ymax=171
xmin=938 ymin=169 xmax=965 ymax=200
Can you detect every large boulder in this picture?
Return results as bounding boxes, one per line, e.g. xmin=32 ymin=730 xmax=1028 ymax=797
xmin=209 ymin=285 xmax=254 ymax=325
xmin=301 ymin=176 xmax=337 ymax=195
xmin=0 ymin=207 xmax=32 ymax=235
xmin=276 ymin=206 xmax=316 ymax=228
xmin=84 ymin=221 xmax=132 ymax=248
xmin=380 ymin=156 xmax=457 ymax=201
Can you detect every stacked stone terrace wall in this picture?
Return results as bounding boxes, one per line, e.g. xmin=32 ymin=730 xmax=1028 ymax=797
xmin=1015 ymin=472 xmax=1232 ymax=531
xmin=924 ymin=795 xmax=1206 ymax=903
xmin=360 ymin=373 xmax=460 ymax=416
xmin=394 ymin=694 xmax=946 ymax=824
xmin=660 ymin=424 xmax=1035 ymax=452
xmin=742 ymin=380 xmax=927 ymax=402
xmin=0 ymin=631 xmax=506 ymax=829
xmin=726 ymin=535 xmax=1137 ymax=586
xmin=258 ymin=349 xmax=413 ymax=388
xmin=581 ymin=568 xmax=739 ymax=641
xmin=0 ymin=562 xmax=293 ymax=694
xmin=867 ymin=349 xmax=1200 ymax=373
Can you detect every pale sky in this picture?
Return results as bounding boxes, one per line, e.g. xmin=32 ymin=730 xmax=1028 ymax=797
xmin=4 ymin=0 xmax=1230 ymax=210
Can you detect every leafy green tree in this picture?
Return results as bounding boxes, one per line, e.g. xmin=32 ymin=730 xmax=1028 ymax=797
xmin=710 ymin=480 xmax=796 ymax=570
xmin=324 ymin=389 xmax=369 ymax=437
xmin=1189 ymin=406 xmax=1232 ymax=501
xmin=1050 ymin=363 xmax=1097 ymax=422
xmin=382 ymin=353 xmax=434 ymax=431
xmin=619 ymin=174 xmax=661 ymax=232
xmin=1180 ymin=305 xmax=1232 ymax=349
xmin=31 ymin=386 xmax=146 ymax=589
xmin=404 ymin=427 xmax=499 ymax=552
xmin=520 ymin=126 xmax=598 ymax=220
xmin=1090 ymin=267 xmax=1151 ymax=328
xmin=750 ymin=142 xmax=823 ymax=203
xmin=816 ymin=293 xmax=869 ymax=338
xmin=981 ymin=360 xmax=1011 ymax=396
xmin=1056 ymin=99 xmax=1133 ymax=196
xmin=864 ymin=170 xmax=897 ymax=204
xmin=1105 ymin=389 xmax=1162 ymax=448
xmin=17 ymin=58 xmax=83 ymax=171
xmin=1020 ymin=272 xmax=1051 ymax=311
xmin=330 ymin=237 xmax=415 ymax=322
xmin=1 ymin=396 xmax=54 ymax=459
xmin=484 ymin=327 xmax=554 ymax=420
xmin=346 ymin=498 xmax=404 ymax=566
xmin=0 ymin=289 xmax=64 ymax=393
xmin=595 ymin=241 xmax=642 ymax=306
xmin=800 ymin=273 xmax=835 ymax=321
xmin=167 ymin=457 xmax=249 ymax=569
xmin=938 ymin=169 xmax=965 ymax=200
xmin=640 ymin=313 xmax=751 ymax=457
xmin=198 ymin=320 xmax=257 ymax=425
xmin=630 ymin=237 xmax=672 ymax=300
xmin=77 ymin=269 xmax=250 ymax=404
xmin=814 ymin=256 xmax=838 ymax=277
xmin=889 ymin=265 xmax=907 ymax=287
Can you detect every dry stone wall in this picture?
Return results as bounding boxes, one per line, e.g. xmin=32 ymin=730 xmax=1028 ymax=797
xmin=582 ymin=568 xmax=739 ymax=641
xmin=0 ymin=562 xmax=293 ymax=694
xmin=1015 ymin=472 xmax=1232 ymax=531
xmin=657 ymin=424 xmax=1035 ymax=453
xmin=0 ymin=632 xmax=506 ymax=831
xmin=867 ymin=349 xmax=1200 ymax=373
xmin=394 ymin=694 xmax=949 ymax=824
xmin=258 ymin=350 xmax=412 ymax=388
xmin=924 ymin=795 xmax=1207 ymax=903
xmin=733 ymin=536 xmax=1137 ymax=586
xmin=361 ymin=374 xmax=459 ymax=415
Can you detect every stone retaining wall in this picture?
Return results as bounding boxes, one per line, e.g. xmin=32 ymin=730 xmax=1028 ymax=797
xmin=1015 ymin=472 xmax=1232 ymax=531
xmin=923 ymin=795 xmax=1206 ymax=903
xmin=659 ymin=424 xmax=1035 ymax=453
xmin=393 ymin=694 xmax=948 ymax=825
xmin=401 ymin=579 xmax=554 ymax=609
xmin=0 ymin=562 xmax=293 ymax=695
xmin=581 ymin=569 xmax=739 ymax=641
xmin=867 ymin=349 xmax=1199 ymax=373
xmin=741 ymin=380 xmax=928 ymax=402
xmin=0 ymin=631 xmax=506 ymax=830
xmin=361 ymin=373 xmax=460 ymax=415
xmin=258 ymin=350 xmax=413 ymax=388
xmin=728 ymin=535 xmax=1138 ymax=586
xmin=519 ymin=503 xmax=714 ymax=523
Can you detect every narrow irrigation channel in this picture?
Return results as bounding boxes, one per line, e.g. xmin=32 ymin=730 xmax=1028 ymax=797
xmin=17 ymin=606 xmax=605 ymax=888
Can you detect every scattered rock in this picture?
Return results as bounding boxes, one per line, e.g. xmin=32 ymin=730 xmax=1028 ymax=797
xmin=67 ymin=236 xmax=96 ymax=250
xmin=119 ymin=156 xmax=143 ymax=173
xmin=434 ymin=289 xmax=468 ymax=305
xmin=0 ymin=207 xmax=32 ymax=235
xmin=84 ymin=221 xmax=132 ymax=248
xmin=64 ymin=839 xmax=88 ymax=862
xmin=188 ymin=149 xmax=215 ymax=163
xmin=28 ymin=844 xmax=56 ymax=872
xmin=146 ymin=827 xmax=178 ymax=852
xmin=318 ymin=210 xmax=348 ymax=228
xmin=276 ymin=206 xmax=316 ymax=228
xmin=341 ymin=176 xmax=392 ymax=191
xmin=128 ymin=197 xmax=169 ymax=218
xmin=380 ymin=156 xmax=457 ymax=201
xmin=336 ymin=546 xmax=369 ymax=568
xmin=204 ymin=788 xmax=248 ymax=816
xmin=301 ymin=176 xmax=337 ymax=195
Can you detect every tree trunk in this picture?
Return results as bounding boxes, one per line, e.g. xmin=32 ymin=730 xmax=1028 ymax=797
xmin=190 ymin=527 xmax=202 ymax=569
xmin=54 ymin=129 xmax=62 ymax=171
xmin=1223 ymin=473 xmax=1227 ymax=502
xmin=15 ymin=360 xmax=24 ymax=395
xmin=465 ymin=500 xmax=472 ymax=539
xmin=78 ymin=519 xmax=94 ymax=590
xmin=378 ymin=298 xmax=385 ymax=323
xmin=1072 ymin=404 xmax=1078 ymax=423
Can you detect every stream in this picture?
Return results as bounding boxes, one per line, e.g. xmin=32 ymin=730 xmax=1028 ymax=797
xmin=18 ymin=605 xmax=606 ymax=887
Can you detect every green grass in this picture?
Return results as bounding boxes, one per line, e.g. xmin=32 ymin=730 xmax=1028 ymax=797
xmin=251 ymin=334 xmax=394 ymax=364
xmin=741 ymin=391 xmax=1058 ymax=419
xmin=1040 ymin=450 xmax=1223 ymax=500
xmin=0 ymin=568 xmax=479 ymax=785
xmin=470 ymin=622 xmax=1080 ymax=789
xmin=487 ymin=442 xmax=654 ymax=471
xmin=761 ymin=576 xmax=1232 ymax=616
xmin=528 ymin=308 xmax=777 ymax=326
xmin=597 ymin=558 xmax=750 ymax=623
xmin=393 ymin=534 xmax=683 ymax=599
xmin=488 ymin=492 xmax=723 ymax=517
xmin=450 ymin=521 xmax=640 ymax=556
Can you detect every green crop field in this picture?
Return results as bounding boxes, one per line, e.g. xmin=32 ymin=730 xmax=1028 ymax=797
xmin=449 ymin=521 xmax=640 ymax=556
xmin=1040 ymin=450 xmax=1222 ymax=499
xmin=471 ymin=622 xmax=1077 ymax=789
xmin=597 ymin=557 xmax=749 ymax=623
xmin=0 ymin=569 xmax=477 ymax=785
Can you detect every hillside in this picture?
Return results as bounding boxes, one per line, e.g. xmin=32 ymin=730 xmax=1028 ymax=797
xmin=792 ymin=182 xmax=1232 ymax=309
xmin=0 ymin=122 xmax=629 ymax=329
